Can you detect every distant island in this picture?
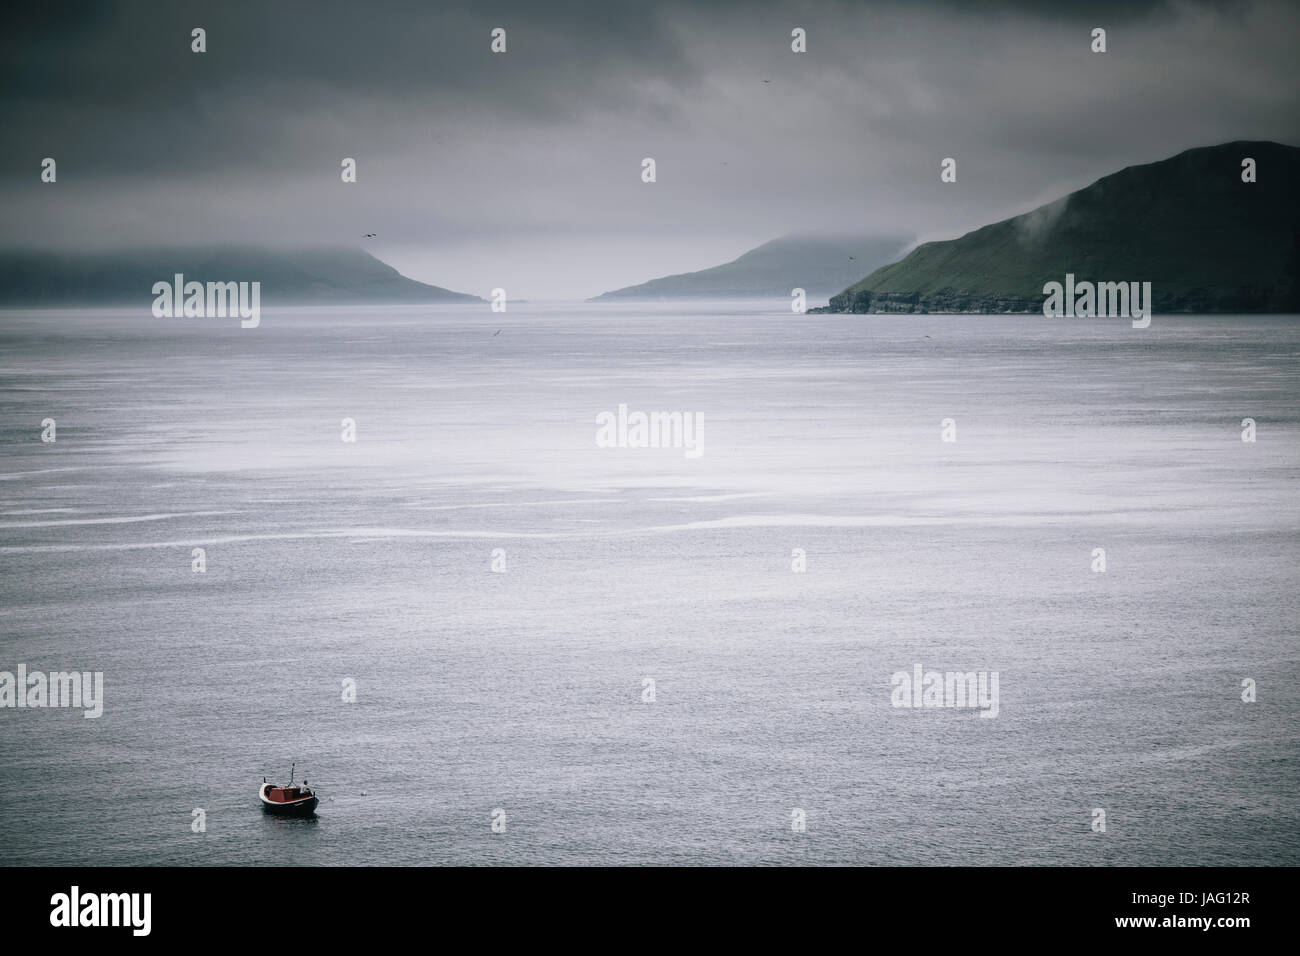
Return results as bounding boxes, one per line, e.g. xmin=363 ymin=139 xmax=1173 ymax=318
xmin=814 ymin=141 xmax=1299 ymax=314
xmin=0 ymin=245 xmax=482 ymax=306
xmin=591 ymin=234 xmax=913 ymax=301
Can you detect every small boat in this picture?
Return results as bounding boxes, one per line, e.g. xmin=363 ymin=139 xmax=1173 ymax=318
xmin=259 ymin=763 xmax=318 ymax=817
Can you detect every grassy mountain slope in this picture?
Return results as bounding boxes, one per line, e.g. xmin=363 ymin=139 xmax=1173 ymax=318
xmin=823 ymin=141 xmax=1299 ymax=314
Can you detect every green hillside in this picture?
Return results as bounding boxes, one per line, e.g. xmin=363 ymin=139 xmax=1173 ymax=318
xmin=823 ymin=141 xmax=1299 ymax=314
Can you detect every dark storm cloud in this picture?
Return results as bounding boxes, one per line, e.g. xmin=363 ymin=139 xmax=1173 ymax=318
xmin=1 ymin=0 xmax=1297 ymax=297
xmin=0 ymin=0 xmax=696 ymax=176
xmin=0 ymin=0 xmax=1202 ymax=178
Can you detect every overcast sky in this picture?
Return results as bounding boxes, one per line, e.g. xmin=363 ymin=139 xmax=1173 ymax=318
xmin=2 ymin=0 xmax=1297 ymax=299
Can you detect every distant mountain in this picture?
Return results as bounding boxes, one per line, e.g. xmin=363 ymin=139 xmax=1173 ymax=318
xmin=818 ymin=141 xmax=1300 ymax=314
xmin=590 ymin=234 xmax=914 ymax=301
xmin=0 ymin=245 xmax=481 ymax=305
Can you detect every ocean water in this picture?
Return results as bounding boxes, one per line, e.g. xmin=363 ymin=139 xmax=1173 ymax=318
xmin=0 ymin=303 xmax=1296 ymax=866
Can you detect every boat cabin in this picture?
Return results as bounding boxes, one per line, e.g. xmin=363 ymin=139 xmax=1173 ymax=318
xmin=265 ymin=785 xmax=311 ymax=802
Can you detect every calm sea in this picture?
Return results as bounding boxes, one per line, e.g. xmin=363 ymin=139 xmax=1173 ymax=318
xmin=1 ymin=303 xmax=1297 ymax=865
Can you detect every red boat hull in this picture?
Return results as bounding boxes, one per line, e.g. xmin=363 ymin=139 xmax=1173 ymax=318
xmin=259 ymin=783 xmax=318 ymax=817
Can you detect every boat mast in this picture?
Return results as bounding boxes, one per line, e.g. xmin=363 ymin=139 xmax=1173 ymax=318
xmin=290 ymin=761 xmax=295 ymax=785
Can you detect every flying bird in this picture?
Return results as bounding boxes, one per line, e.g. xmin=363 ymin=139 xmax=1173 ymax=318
xmin=363 ymin=233 xmax=376 ymax=238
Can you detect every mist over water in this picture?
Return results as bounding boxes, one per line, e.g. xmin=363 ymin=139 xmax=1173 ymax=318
xmin=1 ymin=303 xmax=1297 ymax=865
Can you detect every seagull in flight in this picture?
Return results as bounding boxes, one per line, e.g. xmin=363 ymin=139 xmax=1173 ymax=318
xmin=363 ymin=233 xmax=377 ymax=238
